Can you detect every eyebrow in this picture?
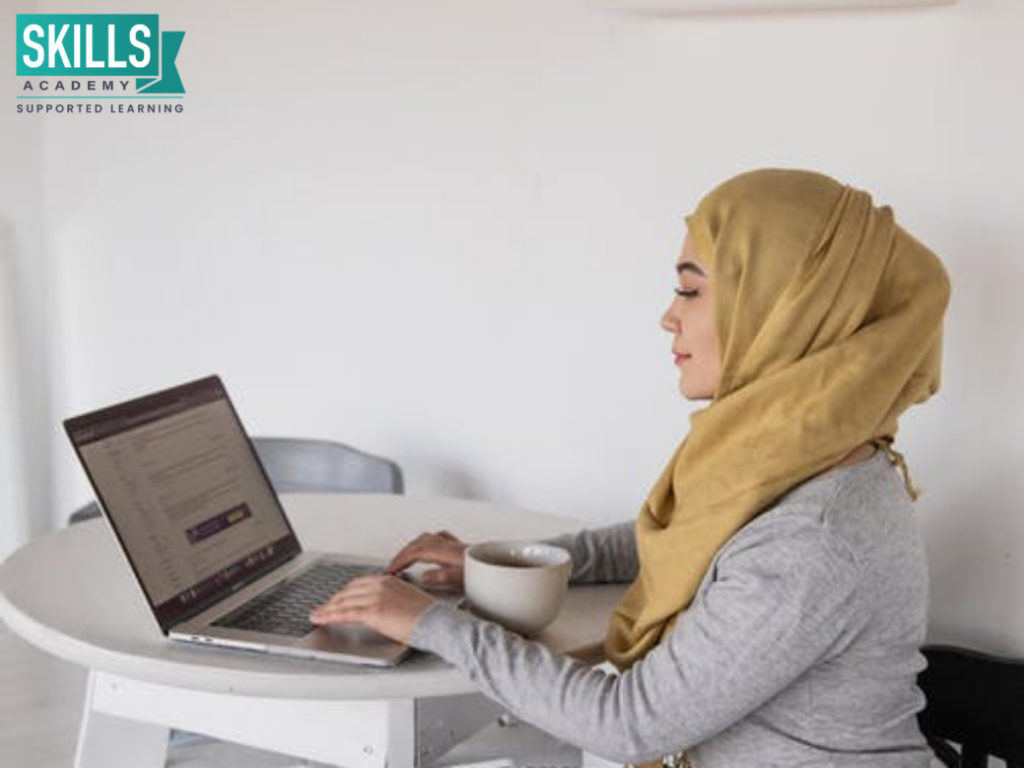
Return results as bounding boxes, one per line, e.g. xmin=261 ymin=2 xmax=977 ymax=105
xmin=675 ymin=261 xmax=706 ymax=277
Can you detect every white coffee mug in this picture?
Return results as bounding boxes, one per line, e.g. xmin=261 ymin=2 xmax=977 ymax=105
xmin=463 ymin=541 xmax=572 ymax=636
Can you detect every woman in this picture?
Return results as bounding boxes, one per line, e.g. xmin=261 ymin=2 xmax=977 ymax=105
xmin=311 ymin=168 xmax=951 ymax=767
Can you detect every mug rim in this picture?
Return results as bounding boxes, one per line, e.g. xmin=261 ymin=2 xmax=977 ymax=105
xmin=465 ymin=540 xmax=571 ymax=571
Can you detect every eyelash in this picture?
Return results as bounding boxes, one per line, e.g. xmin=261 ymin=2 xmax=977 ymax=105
xmin=674 ymin=288 xmax=698 ymax=299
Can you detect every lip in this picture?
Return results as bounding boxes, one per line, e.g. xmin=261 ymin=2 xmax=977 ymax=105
xmin=674 ymin=353 xmax=692 ymax=365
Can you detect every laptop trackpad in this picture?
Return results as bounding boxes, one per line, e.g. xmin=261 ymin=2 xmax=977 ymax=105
xmin=314 ymin=622 xmax=398 ymax=649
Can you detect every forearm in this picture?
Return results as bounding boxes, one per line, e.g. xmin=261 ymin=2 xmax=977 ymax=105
xmin=410 ymin=602 xmax=673 ymax=764
xmin=542 ymin=520 xmax=638 ymax=584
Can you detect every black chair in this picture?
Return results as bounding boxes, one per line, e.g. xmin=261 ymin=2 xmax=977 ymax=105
xmin=918 ymin=644 xmax=1024 ymax=768
xmin=69 ymin=436 xmax=404 ymax=524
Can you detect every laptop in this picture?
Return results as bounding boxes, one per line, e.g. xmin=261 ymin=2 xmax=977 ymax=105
xmin=63 ymin=374 xmax=413 ymax=666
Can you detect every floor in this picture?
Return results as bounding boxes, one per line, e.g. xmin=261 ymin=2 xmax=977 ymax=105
xmin=0 ymin=623 xmax=590 ymax=768
xmin=1 ymin=624 xmax=86 ymax=767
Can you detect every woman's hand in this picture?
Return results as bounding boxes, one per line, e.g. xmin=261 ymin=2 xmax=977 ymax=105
xmin=309 ymin=574 xmax=436 ymax=644
xmin=384 ymin=530 xmax=468 ymax=591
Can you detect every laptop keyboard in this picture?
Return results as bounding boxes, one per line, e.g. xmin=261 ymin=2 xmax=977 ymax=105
xmin=213 ymin=562 xmax=382 ymax=637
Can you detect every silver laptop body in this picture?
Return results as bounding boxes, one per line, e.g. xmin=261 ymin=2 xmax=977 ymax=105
xmin=64 ymin=374 xmax=411 ymax=667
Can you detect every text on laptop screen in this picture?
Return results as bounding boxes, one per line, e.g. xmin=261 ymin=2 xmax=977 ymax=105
xmin=68 ymin=380 xmax=297 ymax=626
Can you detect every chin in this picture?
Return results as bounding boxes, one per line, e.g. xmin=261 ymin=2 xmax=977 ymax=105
xmin=679 ymin=380 xmax=712 ymax=401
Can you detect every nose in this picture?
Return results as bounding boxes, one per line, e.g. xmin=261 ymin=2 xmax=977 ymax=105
xmin=660 ymin=300 xmax=679 ymax=334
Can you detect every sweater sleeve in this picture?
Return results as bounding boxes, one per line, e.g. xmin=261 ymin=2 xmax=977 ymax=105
xmin=410 ymin=517 xmax=863 ymax=765
xmin=540 ymin=520 xmax=638 ymax=584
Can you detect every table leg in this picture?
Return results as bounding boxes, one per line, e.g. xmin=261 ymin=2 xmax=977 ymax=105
xmin=387 ymin=693 xmax=508 ymax=767
xmin=414 ymin=692 xmax=506 ymax=766
xmin=74 ymin=670 xmax=169 ymax=768
xmin=415 ymin=695 xmax=586 ymax=768
xmin=389 ymin=699 xmax=417 ymax=768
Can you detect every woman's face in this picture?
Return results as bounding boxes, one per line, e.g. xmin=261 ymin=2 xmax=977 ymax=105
xmin=659 ymin=234 xmax=721 ymax=400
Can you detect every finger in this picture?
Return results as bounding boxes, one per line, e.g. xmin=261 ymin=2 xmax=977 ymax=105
xmin=386 ymin=545 xmax=428 ymax=573
xmin=385 ymin=544 xmax=451 ymax=574
xmin=312 ymin=592 xmax=377 ymax=616
xmin=384 ymin=551 xmax=414 ymax=574
xmin=421 ymin=567 xmax=459 ymax=586
xmin=320 ymin=577 xmax=385 ymax=606
xmin=347 ymin=574 xmax=387 ymax=588
xmin=385 ymin=535 xmax=433 ymax=573
xmin=329 ymin=575 xmax=385 ymax=599
xmin=309 ymin=602 xmax=372 ymax=625
xmin=317 ymin=586 xmax=379 ymax=607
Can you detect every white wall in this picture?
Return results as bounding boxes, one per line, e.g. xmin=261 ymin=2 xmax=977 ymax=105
xmin=1 ymin=0 xmax=48 ymax=560
xmin=9 ymin=0 xmax=1023 ymax=654
xmin=0 ymin=223 xmax=28 ymax=558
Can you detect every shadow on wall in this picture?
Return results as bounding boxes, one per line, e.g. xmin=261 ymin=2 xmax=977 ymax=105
xmin=924 ymin=459 xmax=1021 ymax=657
xmin=1 ymin=218 xmax=29 ymax=558
xmin=941 ymin=221 xmax=1024 ymax=403
xmin=400 ymin=453 xmax=492 ymax=501
xmin=916 ymin=214 xmax=1023 ymax=656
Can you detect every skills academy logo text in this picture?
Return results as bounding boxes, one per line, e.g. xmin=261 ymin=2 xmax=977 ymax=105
xmin=16 ymin=14 xmax=185 ymax=115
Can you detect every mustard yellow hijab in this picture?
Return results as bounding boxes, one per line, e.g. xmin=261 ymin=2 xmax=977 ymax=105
xmin=606 ymin=168 xmax=951 ymax=671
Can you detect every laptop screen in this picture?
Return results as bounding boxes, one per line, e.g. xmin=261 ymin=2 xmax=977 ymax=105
xmin=64 ymin=375 xmax=301 ymax=632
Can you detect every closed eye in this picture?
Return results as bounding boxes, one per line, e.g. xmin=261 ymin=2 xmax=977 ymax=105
xmin=674 ymin=288 xmax=698 ymax=298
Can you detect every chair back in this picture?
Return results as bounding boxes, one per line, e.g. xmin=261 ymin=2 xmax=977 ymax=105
xmin=917 ymin=644 xmax=1024 ymax=768
xmin=69 ymin=436 xmax=403 ymax=524
xmin=251 ymin=437 xmax=403 ymax=495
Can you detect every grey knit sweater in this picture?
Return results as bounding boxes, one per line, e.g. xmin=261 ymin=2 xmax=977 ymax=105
xmin=410 ymin=449 xmax=933 ymax=767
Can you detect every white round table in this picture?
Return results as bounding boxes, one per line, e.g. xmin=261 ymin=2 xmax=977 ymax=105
xmin=0 ymin=494 xmax=627 ymax=768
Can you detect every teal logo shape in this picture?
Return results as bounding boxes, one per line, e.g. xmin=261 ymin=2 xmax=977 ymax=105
xmin=16 ymin=14 xmax=185 ymax=94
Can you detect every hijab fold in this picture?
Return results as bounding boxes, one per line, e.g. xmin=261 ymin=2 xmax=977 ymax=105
xmin=606 ymin=169 xmax=951 ymax=672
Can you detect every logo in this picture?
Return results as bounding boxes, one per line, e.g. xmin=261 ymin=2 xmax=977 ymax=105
xmin=16 ymin=14 xmax=185 ymax=115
